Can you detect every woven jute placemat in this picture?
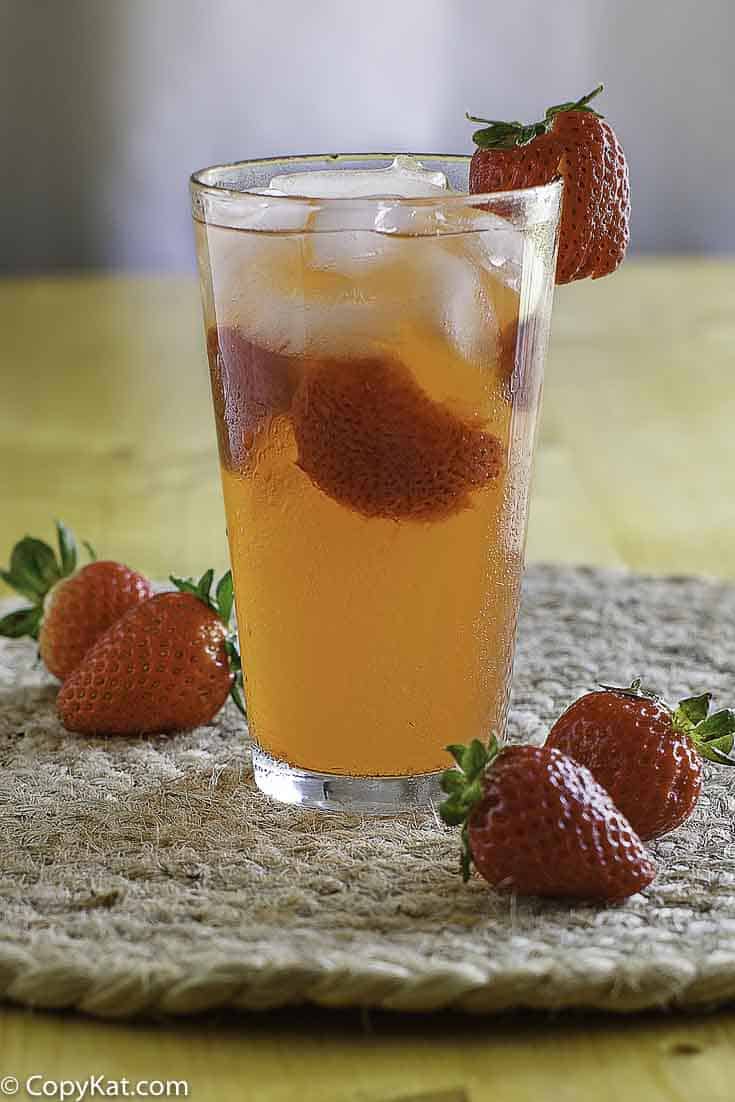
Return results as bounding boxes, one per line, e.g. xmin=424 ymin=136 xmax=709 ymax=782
xmin=1 ymin=563 xmax=734 ymax=1020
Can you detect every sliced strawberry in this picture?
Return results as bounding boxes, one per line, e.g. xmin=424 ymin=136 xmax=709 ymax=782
xmin=291 ymin=356 xmax=503 ymax=520
xmin=468 ymin=85 xmax=630 ymax=284
xmin=206 ymin=326 xmax=299 ymax=470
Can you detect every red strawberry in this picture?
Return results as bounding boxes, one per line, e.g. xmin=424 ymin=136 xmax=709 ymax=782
xmin=440 ymin=737 xmax=654 ymax=901
xmin=546 ymin=680 xmax=735 ymax=840
xmin=56 ymin=570 xmax=244 ymax=735
xmin=468 ymin=85 xmax=630 ymax=284
xmin=0 ymin=522 xmax=153 ymax=679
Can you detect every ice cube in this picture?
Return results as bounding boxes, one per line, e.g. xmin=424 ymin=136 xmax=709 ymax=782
xmin=461 ymin=214 xmax=525 ymax=293
xmin=295 ymin=224 xmax=508 ymax=367
xmin=202 ymin=169 xmax=536 ymax=370
xmin=301 ymin=200 xmax=529 ymax=362
xmin=204 ymin=223 xmax=305 ymax=352
xmin=268 ymin=156 xmax=449 ymax=198
xmin=205 ymin=215 xmax=518 ymax=367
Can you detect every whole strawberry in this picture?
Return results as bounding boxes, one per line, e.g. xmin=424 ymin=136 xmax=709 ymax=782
xmin=57 ymin=570 xmax=244 ymax=735
xmin=546 ymin=680 xmax=735 ymax=840
xmin=468 ymin=85 xmax=629 ymax=284
xmin=0 ymin=521 xmax=153 ymax=679
xmin=440 ymin=738 xmax=654 ymax=901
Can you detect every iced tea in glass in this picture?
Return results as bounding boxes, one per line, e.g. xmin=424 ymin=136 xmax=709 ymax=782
xmin=191 ymin=155 xmax=561 ymax=812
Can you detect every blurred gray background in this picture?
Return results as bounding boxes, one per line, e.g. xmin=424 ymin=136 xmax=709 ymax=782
xmin=1 ymin=0 xmax=732 ymax=272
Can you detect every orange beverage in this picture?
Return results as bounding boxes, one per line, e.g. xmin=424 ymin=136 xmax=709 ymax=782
xmin=191 ymin=156 xmax=561 ymax=812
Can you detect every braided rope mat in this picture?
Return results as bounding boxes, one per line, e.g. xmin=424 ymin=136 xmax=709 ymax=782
xmin=1 ymin=563 xmax=735 ymax=1020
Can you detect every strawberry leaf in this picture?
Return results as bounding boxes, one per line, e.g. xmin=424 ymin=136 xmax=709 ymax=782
xmin=544 ymin=84 xmax=604 ymax=121
xmin=0 ymin=605 xmax=43 ymax=640
xmin=229 ymin=677 xmax=247 ymax=717
xmin=440 ymin=736 xmax=502 ymax=881
xmin=698 ymin=742 xmax=735 ymax=766
xmin=702 ymin=733 xmax=734 ymax=757
xmin=172 ymin=569 xmax=235 ymax=626
xmin=440 ymin=770 xmax=465 ymax=796
xmin=55 ymin=520 xmax=78 ymax=577
xmin=2 ymin=522 xmax=90 ymax=613
xmin=0 ymin=567 xmax=39 ymax=604
xmin=197 ymin=569 xmax=215 ymax=601
xmin=684 ymin=706 xmax=735 ymax=764
xmin=170 ymin=576 xmax=202 ymax=599
xmin=694 ymin=709 xmax=735 ymax=743
xmin=464 ymin=739 xmax=491 ymax=781
xmin=674 ymin=692 xmax=712 ymax=730
xmin=439 ymin=796 xmax=467 ymax=827
xmin=9 ymin=537 xmax=60 ymax=599
xmin=469 ymin=84 xmax=604 ymax=151
xmin=223 ymin=634 xmax=246 ymax=715
xmin=215 ymin=571 xmax=234 ymax=627
xmin=224 ymin=637 xmax=242 ymax=672
xmin=446 ymin=744 xmax=469 ymax=770
xmin=82 ymin=540 xmax=97 ymax=562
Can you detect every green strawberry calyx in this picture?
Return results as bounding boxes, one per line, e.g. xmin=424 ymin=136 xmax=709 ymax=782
xmin=439 ymin=735 xmax=502 ymax=882
xmin=0 ymin=520 xmax=95 ymax=642
xmin=170 ymin=569 xmax=246 ymax=717
xmin=468 ymin=83 xmax=604 ymax=151
xmin=599 ymin=679 xmax=735 ymax=766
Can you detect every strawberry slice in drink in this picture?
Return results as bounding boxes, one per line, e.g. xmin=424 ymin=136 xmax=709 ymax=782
xmin=206 ymin=325 xmax=299 ymax=470
xmin=291 ymin=355 xmax=504 ymax=522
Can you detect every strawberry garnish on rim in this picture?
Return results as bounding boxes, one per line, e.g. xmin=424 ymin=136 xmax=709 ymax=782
xmin=468 ymin=84 xmax=630 ymax=285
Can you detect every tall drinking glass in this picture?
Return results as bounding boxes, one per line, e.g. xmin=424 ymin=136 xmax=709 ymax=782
xmin=190 ymin=155 xmax=561 ymax=813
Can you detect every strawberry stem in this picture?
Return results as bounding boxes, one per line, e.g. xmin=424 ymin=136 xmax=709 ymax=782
xmin=598 ymin=678 xmax=662 ymax=702
xmin=469 ymin=84 xmax=605 ymax=150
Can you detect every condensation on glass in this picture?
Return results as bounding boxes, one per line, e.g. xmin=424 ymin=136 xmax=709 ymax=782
xmin=191 ymin=155 xmax=561 ymax=813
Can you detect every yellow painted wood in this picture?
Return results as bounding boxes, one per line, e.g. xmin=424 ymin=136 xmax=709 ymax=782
xmin=0 ymin=276 xmax=228 ymax=582
xmin=531 ymin=260 xmax=735 ymax=576
xmin=2 ymin=262 xmax=734 ymax=585
xmin=1 ymin=262 xmax=734 ymax=1098
xmin=2 ymin=1004 xmax=735 ymax=1101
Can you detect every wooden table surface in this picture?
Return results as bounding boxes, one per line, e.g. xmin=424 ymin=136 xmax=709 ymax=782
xmin=1 ymin=261 xmax=734 ymax=1100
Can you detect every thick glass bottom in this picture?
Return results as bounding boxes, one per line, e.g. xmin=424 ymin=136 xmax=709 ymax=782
xmin=251 ymin=745 xmax=444 ymax=815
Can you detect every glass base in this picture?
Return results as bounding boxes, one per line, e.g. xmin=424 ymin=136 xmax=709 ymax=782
xmin=251 ymin=745 xmax=444 ymax=815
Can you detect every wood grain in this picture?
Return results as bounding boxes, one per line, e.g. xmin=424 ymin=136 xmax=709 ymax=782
xmin=2 ymin=1005 xmax=735 ymax=1101
xmin=1 ymin=262 xmax=733 ymax=1099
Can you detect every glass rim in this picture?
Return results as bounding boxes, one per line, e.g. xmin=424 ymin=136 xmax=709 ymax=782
xmin=190 ymin=152 xmax=563 ymax=210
